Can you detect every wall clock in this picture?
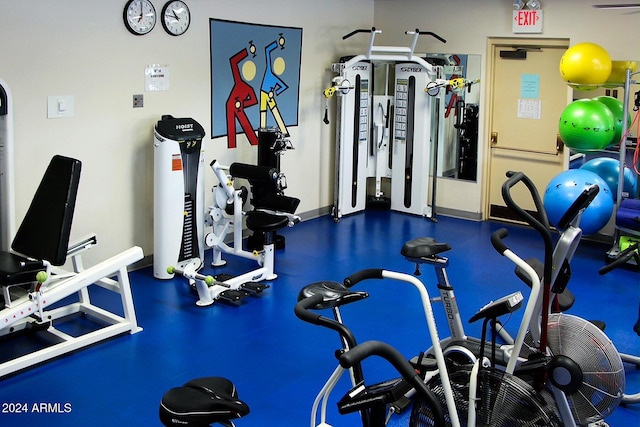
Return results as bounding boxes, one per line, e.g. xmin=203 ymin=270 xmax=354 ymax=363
xmin=161 ymin=1 xmax=191 ymax=36
xmin=123 ymin=0 xmax=157 ymax=35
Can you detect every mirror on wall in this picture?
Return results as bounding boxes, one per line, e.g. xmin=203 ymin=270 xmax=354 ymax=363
xmin=428 ymin=54 xmax=481 ymax=181
xmin=371 ymin=54 xmax=482 ymax=182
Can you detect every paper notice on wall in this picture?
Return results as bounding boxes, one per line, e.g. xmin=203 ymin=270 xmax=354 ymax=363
xmin=145 ymin=65 xmax=170 ymax=92
xmin=517 ymin=99 xmax=541 ymax=119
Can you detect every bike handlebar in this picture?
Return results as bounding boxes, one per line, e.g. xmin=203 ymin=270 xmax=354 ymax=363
xmin=293 ymin=294 xmax=325 ymax=325
xmin=501 ymin=171 xmax=553 ymax=281
xmin=502 ymin=171 xmax=550 ymax=233
xmin=556 ymin=184 xmax=599 ymax=230
xmin=294 ymin=293 xmax=359 ymax=351
xmin=339 ymin=340 xmax=446 ymax=427
xmin=491 ymin=228 xmax=510 ymax=255
xmin=343 ymin=268 xmax=384 ymax=288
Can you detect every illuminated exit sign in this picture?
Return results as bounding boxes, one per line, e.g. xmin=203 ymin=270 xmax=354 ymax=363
xmin=513 ymin=9 xmax=543 ymax=33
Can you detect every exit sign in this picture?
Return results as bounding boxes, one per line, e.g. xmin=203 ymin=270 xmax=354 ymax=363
xmin=513 ymin=9 xmax=543 ymax=33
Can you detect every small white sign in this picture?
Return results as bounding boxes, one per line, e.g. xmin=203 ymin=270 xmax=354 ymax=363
xmin=145 ymin=65 xmax=170 ymax=92
xmin=517 ymin=99 xmax=541 ymax=120
xmin=513 ymin=9 xmax=543 ymax=33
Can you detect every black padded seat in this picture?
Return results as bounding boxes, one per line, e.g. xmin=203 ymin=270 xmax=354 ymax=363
xmin=0 ymin=155 xmax=81 ymax=288
xmin=159 ymin=377 xmax=250 ymax=427
xmin=297 ymin=280 xmax=369 ymax=310
xmin=0 ymin=254 xmax=46 ymax=286
xmin=245 ymin=211 xmax=289 ymax=233
xmin=401 ymin=237 xmax=451 ymax=259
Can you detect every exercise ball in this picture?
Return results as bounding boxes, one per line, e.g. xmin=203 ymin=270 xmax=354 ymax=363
xmin=559 ymin=42 xmax=612 ymax=86
xmin=580 ymin=157 xmax=638 ymax=201
xmin=544 ymin=169 xmax=614 ymax=235
xmin=606 ymin=60 xmax=637 ymax=85
xmin=594 ymin=96 xmax=630 ymax=146
xmin=558 ymin=99 xmax=615 ymax=152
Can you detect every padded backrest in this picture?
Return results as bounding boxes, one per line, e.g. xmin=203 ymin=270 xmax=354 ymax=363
xmin=11 ymin=155 xmax=81 ymax=266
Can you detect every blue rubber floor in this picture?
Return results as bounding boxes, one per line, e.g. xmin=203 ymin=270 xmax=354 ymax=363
xmin=0 ymin=210 xmax=638 ymax=426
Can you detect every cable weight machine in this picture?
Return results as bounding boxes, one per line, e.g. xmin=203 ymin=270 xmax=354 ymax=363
xmin=324 ymin=28 xmax=475 ymax=222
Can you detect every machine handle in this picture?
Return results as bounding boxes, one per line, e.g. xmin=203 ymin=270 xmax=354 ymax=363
xmin=406 ymin=29 xmax=446 ymax=44
xmin=167 ymin=266 xmax=214 ymax=285
xmin=342 ymin=27 xmax=378 ymax=40
xmin=556 ymin=184 xmax=599 ymax=230
xmin=339 ymin=340 xmax=446 ymax=427
xmin=599 ymin=243 xmax=639 ymax=275
xmin=343 ymin=268 xmax=384 ymax=288
xmin=491 ymin=228 xmax=510 ymax=256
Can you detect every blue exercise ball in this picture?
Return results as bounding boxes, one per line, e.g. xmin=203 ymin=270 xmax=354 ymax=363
xmin=544 ymin=169 xmax=614 ymax=235
xmin=580 ymin=157 xmax=638 ymax=201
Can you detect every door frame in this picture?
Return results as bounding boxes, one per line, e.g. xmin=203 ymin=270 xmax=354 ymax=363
xmin=482 ymin=37 xmax=572 ymax=220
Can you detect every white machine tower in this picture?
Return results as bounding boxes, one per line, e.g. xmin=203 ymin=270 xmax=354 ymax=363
xmin=153 ymin=115 xmax=206 ymax=279
xmin=326 ymin=28 xmax=449 ymax=222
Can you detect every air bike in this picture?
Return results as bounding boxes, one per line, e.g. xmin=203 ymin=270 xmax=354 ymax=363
xmin=344 ymin=172 xmax=625 ymax=426
xmin=292 ymin=173 xmax=624 ymax=426
xmin=294 ymin=234 xmax=560 ymax=423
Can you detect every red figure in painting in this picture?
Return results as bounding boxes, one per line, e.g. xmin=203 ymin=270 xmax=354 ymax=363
xmin=226 ymin=48 xmax=258 ymax=148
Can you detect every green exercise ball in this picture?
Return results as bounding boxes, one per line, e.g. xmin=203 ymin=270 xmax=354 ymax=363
xmin=558 ymin=99 xmax=615 ymax=152
xmin=594 ymin=96 xmax=630 ymax=146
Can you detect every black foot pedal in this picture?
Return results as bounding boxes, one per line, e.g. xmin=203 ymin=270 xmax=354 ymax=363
xmin=241 ymin=282 xmax=270 ymax=294
xmin=214 ymin=273 xmax=234 ymax=282
xmin=218 ymin=289 xmax=249 ymax=304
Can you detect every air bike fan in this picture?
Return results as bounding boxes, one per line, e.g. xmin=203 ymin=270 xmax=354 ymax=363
xmin=542 ymin=312 xmax=625 ymax=424
xmin=411 ymin=367 xmax=563 ymax=426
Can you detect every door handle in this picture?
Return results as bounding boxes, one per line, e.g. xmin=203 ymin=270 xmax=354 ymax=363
xmin=491 ymin=131 xmax=498 ymax=145
xmin=556 ymin=134 xmax=564 ymax=153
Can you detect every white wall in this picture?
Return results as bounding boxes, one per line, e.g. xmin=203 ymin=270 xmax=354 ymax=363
xmin=373 ymin=0 xmax=639 ymax=217
xmin=1 ymin=1 xmax=637 ymax=266
xmin=0 ymin=0 xmax=374 ymax=266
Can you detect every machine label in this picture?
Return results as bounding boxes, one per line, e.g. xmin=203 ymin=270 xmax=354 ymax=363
xmin=171 ymin=154 xmax=182 ymax=171
xmin=399 ymin=66 xmax=423 ymax=73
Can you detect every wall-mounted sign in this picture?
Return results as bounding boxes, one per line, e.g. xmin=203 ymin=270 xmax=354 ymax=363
xmin=513 ymin=9 xmax=543 ymax=33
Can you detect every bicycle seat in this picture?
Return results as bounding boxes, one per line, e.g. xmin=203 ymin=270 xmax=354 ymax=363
xmin=401 ymin=237 xmax=451 ymax=259
xmin=159 ymin=377 xmax=250 ymax=426
xmin=297 ymin=281 xmax=369 ymax=310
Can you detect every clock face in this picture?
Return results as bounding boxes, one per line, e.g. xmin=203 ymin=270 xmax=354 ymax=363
xmin=161 ymin=1 xmax=191 ymax=36
xmin=124 ymin=0 xmax=157 ymax=35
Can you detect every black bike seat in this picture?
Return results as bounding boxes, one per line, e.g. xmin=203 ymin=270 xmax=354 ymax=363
xmin=401 ymin=237 xmax=451 ymax=259
xmin=297 ymin=280 xmax=369 ymax=310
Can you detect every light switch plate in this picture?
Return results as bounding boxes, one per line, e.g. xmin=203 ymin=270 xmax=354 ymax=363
xmin=47 ymin=95 xmax=74 ymax=118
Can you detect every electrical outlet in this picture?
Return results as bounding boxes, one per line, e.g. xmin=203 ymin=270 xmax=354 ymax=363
xmin=133 ymin=94 xmax=143 ymax=108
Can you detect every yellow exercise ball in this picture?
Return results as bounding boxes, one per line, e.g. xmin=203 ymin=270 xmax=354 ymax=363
xmin=606 ymin=60 xmax=637 ymax=85
xmin=559 ymin=42 xmax=612 ymax=85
